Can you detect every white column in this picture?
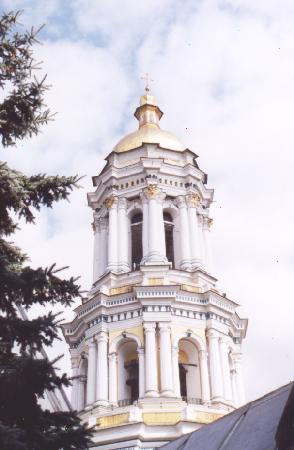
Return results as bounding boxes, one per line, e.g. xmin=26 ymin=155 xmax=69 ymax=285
xmin=141 ymin=195 xmax=149 ymax=260
xmin=231 ymin=367 xmax=239 ymax=407
xmin=157 ymin=197 xmax=166 ymax=258
xmin=70 ymin=358 xmax=79 ymax=410
xmin=172 ymin=346 xmax=181 ymax=398
xmin=144 ymin=323 xmax=158 ymax=397
xmin=220 ymin=339 xmax=233 ymax=402
xmin=78 ymin=374 xmax=86 ymax=411
xmin=108 ymin=352 xmax=118 ymax=405
xmin=186 ymin=194 xmax=202 ymax=268
xmin=202 ymin=216 xmax=213 ymax=273
xmin=138 ymin=347 xmax=145 ymax=399
xmin=144 ymin=186 xmax=167 ymax=263
xmin=118 ymin=198 xmax=130 ymax=272
xmin=159 ymin=323 xmax=174 ymax=397
xmin=96 ymin=331 xmax=109 ymax=405
xmin=199 ymin=350 xmax=211 ymax=404
xmin=232 ymin=352 xmax=245 ymax=406
xmin=177 ymin=196 xmax=192 ymax=270
xmin=99 ymin=218 xmax=108 ymax=277
xmin=106 ymin=196 xmax=118 ymax=272
xmin=207 ymin=331 xmax=224 ymax=401
xmin=86 ymin=339 xmax=97 ymax=406
xmin=92 ymin=217 xmax=101 ymax=283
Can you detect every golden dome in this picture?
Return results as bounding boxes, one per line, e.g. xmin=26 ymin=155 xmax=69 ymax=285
xmin=113 ymin=93 xmax=186 ymax=153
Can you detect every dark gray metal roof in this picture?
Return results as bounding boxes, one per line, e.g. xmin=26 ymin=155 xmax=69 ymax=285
xmin=161 ymin=382 xmax=294 ymax=450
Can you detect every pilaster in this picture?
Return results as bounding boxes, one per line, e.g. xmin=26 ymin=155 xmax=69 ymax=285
xmin=144 ymin=322 xmax=159 ymax=397
xmin=86 ymin=338 xmax=97 ymax=407
xmin=176 ymin=196 xmax=192 ymax=270
xmin=159 ymin=323 xmax=174 ymax=397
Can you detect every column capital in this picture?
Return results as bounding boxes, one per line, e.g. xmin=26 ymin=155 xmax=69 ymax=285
xmin=70 ymin=357 xmax=79 ymax=369
xmin=158 ymin=322 xmax=171 ymax=332
xmin=93 ymin=216 xmax=108 ymax=233
xmin=118 ymin=197 xmax=128 ymax=210
xmin=87 ymin=338 xmax=97 ymax=348
xmin=231 ymin=352 xmax=243 ymax=364
xmin=143 ymin=185 xmax=165 ymax=203
xmin=137 ymin=347 xmax=145 ymax=356
xmin=96 ymin=331 xmax=108 ymax=343
xmin=104 ymin=195 xmax=118 ymax=210
xmin=219 ymin=337 xmax=230 ymax=346
xmin=145 ymin=184 xmax=159 ymax=199
xmin=144 ymin=322 xmax=156 ymax=332
xmin=140 ymin=191 xmax=149 ymax=204
xmin=176 ymin=195 xmax=187 ymax=208
xmin=203 ymin=216 xmax=213 ymax=229
xmin=186 ymin=192 xmax=201 ymax=208
xmin=206 ymin=329 xmax=219 ymax=340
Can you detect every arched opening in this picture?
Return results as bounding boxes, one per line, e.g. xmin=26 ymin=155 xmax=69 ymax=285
xmin=79 ymin=357 xmax=88 ymax=411
xmin=178 ymin=339 xmax=201 ymax=404
xmin=131 ymin=212 xmax=143 ymax=270
xmin=117 ymin=339 xmax=139 ymax=406
xmin=164 ymin=211 xmax=175 ymax=267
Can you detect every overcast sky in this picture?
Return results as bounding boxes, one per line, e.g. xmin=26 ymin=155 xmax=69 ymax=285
xmin=2 ymin=0 xmax=294 ymax=402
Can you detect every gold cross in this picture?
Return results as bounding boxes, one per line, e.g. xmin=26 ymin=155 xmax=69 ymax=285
xmin=141 ymin=72 xmax=153 ymax=93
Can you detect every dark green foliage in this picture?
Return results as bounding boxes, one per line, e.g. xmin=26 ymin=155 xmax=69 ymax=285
xmin=0 ymin=10 xmax=51 ymax=146
xmin=0 ymin=11 xmax=92 ymax=450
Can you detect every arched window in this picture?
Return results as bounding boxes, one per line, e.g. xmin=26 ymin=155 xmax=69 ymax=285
xmin=117 ymin=340 xmax=139 ymax=406
xmin=131 ymin=212 xmax=143 ymax=270
xmin=178 ymin=339 xmax=201 ymax=403
xmin=164 ymin=211 xmax=174 ymax=267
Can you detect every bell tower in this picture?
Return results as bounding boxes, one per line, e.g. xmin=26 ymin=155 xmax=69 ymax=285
xmin=62 ymin=88 xmax=248 ymax=450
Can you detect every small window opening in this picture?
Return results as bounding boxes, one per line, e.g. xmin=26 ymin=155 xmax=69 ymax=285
xmin=164 ymin=212 xmax=174 ymax=267
xmin=131 ymin=212 xmax=143 ymax=269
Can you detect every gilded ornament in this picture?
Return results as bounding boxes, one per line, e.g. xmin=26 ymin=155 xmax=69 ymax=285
xmin=143 ymin=412 xmax=181 ymax=425
xmin=97 ymin=413 xmax=129 ymax=428
xmin=186 ymin=193 xmax=201 ymax=207
xmin=146 ymin=184 xmax=159 ymax=199
xmin=195 ymin=411 xmax=223 ymax=424
xmin=208 ymin=218 xmax=213 ymax=228
xmin=104 ymin=196 xmax=115 ymax=209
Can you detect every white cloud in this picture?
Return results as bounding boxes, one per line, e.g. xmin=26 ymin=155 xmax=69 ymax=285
xmin=2 ymin=0 xmax=294 ymax=403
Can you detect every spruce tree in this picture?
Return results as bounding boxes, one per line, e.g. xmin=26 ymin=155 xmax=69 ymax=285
xmin=0 ymin=11 xmax=92 ymax=450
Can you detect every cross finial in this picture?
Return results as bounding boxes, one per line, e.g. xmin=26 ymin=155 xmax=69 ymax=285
xmin=141 ymin=72 xmax=153 ymax=93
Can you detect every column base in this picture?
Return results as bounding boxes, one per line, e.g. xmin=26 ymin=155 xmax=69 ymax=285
xmin=107 ymin=263 xmax=119 ymax=272
xmin=180 ymin=259 xmax=193 ymax=270
xmin=84 ymin=403 xmax=94 ymax=411
xmin=160 ymin=390 xmax=175 ymax=397
xmin=94 ymin=400 xmax=109 ymax=407
xmin=145 ymin=390 xmax=159 ymax=398
xmin=191 ymin=259 xmax=203 ymax=269
xmin=117 ymin=262 xmax=131 ymax=272
xmin=143 ymin=252 xmax=168 ymax=264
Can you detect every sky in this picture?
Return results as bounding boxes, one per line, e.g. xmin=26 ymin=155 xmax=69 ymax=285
xmin=2 ymin=0 xmax=294 ymax=402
